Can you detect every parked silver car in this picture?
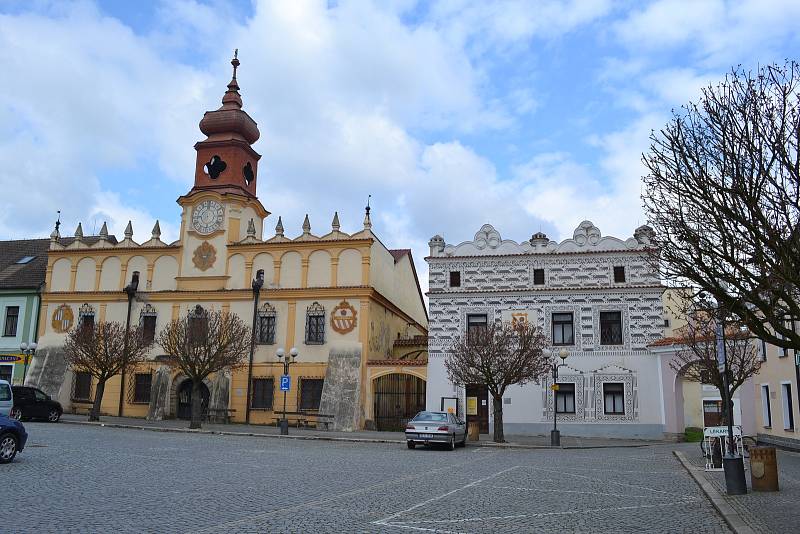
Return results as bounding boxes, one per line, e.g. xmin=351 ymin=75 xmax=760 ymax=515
xmin=405 ymin=411 xmax=466 ymax=450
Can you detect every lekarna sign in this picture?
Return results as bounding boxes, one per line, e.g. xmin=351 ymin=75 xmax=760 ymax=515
xmin=280 ymin=375 xmax=290 ymax=391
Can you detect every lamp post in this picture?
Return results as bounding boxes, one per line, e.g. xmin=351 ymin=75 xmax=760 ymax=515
xmin=245 ymin=269 xmax=265 ymax=424
xmin=277 ymin=347 xmax=298 ymax=435
xmin=119 ymin=271 xmax=140 ymax=417
xmin=19 ymin=342 xmax=36 ymax=385
xmin=548 ymin=348 xmax=569 ymax=447
xmin=716 ymin=307 xmax=747 ymax=495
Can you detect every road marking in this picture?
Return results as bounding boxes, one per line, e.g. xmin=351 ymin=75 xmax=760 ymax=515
xmin=485 ymin=485 xmax=696 ymax=500
xmin=524 ymin=465 xmax=688 ymax=497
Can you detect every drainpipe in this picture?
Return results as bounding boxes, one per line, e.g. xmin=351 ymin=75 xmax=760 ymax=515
xmin=119 ymin=271 xmax=140 ymax=417
xmin=246 ymin=269 xmax=265 ymax=424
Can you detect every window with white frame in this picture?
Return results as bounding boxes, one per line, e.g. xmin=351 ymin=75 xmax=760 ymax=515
xmin=761 ymin=385 xmax=772 ymax=428
xmin=3 ymin=306 xmax=19 ymax=337
xmin=555 ymin=383 xmax=575 ymax=413
xmin=782 ymin=382 xmax=795 ymax=430
xmin=552 ymin=313 xmax=574 ymax=346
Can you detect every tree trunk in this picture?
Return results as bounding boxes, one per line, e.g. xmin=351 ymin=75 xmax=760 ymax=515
xmin=492 ymin=394 xmax=505 ymax=443
xmin=89 ymin=378 xmax=106 ymax=422
xmin=190 ymin=379 xmax=203 ymax=429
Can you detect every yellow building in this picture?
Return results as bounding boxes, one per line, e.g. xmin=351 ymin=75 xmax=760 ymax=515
xmin=753 ymin=330 xmax=800 ymax=450
xmin=29 ymin=54 xmax=428 ymax=431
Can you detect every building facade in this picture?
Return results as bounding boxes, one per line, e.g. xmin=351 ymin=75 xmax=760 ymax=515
xmin=0 ymin=239 xmax=49 ymax=385
xmin=28 ymin=55 xmax=428 ymax=430
xmin=426 ymin=221 xmax=670 ymax=439
xmin=752 ymin=331 xmax=800 ymax=450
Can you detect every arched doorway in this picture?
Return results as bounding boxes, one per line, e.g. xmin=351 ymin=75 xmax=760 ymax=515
xmin=373 ymin=374 xmax=426 ymax=431
xmin=176 ymin=379 xmax=210 ymax=420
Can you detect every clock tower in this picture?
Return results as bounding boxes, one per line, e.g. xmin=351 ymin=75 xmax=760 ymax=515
xmin=177 ymin=51 xmax=269 ymax=287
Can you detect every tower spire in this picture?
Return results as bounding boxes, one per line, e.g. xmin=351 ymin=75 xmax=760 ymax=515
xmin=221 ymin=49 xmax=243 ymax=109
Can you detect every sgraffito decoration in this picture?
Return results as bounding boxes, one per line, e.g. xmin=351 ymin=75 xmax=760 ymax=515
xmin=52 ymin=304 xmax=74 ymax=333
xmin=192 ymin=241 xmax=217 ymax=271
xmin=331 ymin=300 xmax=358 ymax=334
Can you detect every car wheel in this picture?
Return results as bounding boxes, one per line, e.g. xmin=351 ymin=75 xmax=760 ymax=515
xmin=407 ymin=441 xmax=415 ymax=450
xmin=0 ymin=433 xmax=18 ymax=464
xmin=48 ymin=408 xmax=61 ymax=423
xmin=448 ymin=434 xmax=456 ymax=451
xmin=9 ymin=407 xmax=22 ymax=421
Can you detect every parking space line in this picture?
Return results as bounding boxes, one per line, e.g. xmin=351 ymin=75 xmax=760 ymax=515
xmin=485 ymin=485 xmax=690 ymax=500
xmin=524 ymin=465 xmax=689 ymax=498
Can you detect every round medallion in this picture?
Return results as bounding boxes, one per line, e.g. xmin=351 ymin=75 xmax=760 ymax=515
xmin=192 ymin=200 xmax=224 ymax=235
xmin=52 ymin=304 xmax=74 ymax=333
xmin=331 ymin=300 xmax=358 ymax=334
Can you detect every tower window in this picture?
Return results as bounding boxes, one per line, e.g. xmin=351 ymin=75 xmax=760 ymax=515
xmin=243 ymin=162 xmax=255 ymax=185
xmin=204 ymin=155 xmax=227 ymax=179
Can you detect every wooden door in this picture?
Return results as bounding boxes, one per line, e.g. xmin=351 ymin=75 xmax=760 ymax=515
xmin=466 ymin=384 xmax=489 ymax=434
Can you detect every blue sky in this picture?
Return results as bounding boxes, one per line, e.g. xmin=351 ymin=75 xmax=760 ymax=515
xmin=1 ymin=0 xmax=799 ymax=288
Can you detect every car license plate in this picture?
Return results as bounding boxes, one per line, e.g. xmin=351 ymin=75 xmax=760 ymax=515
xmin=418 ymin=433 xmax=435 ymax=439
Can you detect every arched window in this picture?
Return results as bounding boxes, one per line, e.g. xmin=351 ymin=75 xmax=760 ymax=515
xmin=256 ymin=303 xmax=277 ymax=345
xmin=305 ymin=302 xmax=325 ymax=345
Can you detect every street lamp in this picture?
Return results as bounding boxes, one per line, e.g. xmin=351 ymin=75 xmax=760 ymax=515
xmin=716 ymin=306 xmax=747 ymax=495
xmin=119 ymin=271 xmax=140 ymax=417
xmin=277 ymin=347 xmax=298 ymax=435
xmin=245 ymin=269 xmax=265 ymax=424
xmin=548 ymin=347 xmax=569 ymax=447
xmin=19 ymin=342 xmax=36 ymax=385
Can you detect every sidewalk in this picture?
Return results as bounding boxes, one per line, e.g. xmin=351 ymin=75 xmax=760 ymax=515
xmin=59 ymin=414 xmax=665 ymax=449
xmin=679 ymin=445 xmax=800 ymax=533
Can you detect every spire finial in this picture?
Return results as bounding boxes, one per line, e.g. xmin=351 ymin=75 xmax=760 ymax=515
xmin=302 ymin=214 xmax=311 ymax=235
xmin=331 ymin=212 xmax=340 ymax=232
xmin=220 ymin=49 xmax=243 ymax=109
xmin=275 ymin=216 xmax=284 ymax=237
xmin=54 ymin=210 xmax=61 ymax=234
xmin=231 ymin=49 xmax=240 ymax=84
xmin=363 ymin=195 xmax=372 ymax=230
xmin=151 ymin=220 xmax=161 ymax=240
xmin=124 ymin=220 xmax=133 ymax=239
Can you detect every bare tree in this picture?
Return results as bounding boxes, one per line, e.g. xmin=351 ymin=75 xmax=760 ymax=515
xmin=63 ymin=321 xmax=152 ymax=422
xmin=669 ymin=304 xmax=762 ymax=426
xmin=445 ymin=321 xmax=549 ymax=443
xmin=642 ymin=61 xmax=800 ymax=350
xmin=157 ymin=306 xmax=251 ymax=429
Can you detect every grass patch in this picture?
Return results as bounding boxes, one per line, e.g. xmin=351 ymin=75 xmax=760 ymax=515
xmin=684 ymin=427 xmax=703 ymax=442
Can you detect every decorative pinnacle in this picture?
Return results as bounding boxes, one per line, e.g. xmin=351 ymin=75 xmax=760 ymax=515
xmin=54 ymin=210 xmax=61 ymax=234
xmin=247 ymin=218 xmax=256 ymax=237
xmin=363 ymin=194 xmax=372 ymax=230
xmin=124 ymin=220 xmax=133 ymax=239
xmin=332 ymin=211 xmax=340 ymax=232
xmin=302 ymin=214 xmax=311 ymax=235
xmin=151 ymin=220 xmax=161 ymax=239
xmin=74 ymin=222 xmax=83 ymax=239
xmin=275 ymin=216 xmax=284 ymax=237
xmin=99 ymin=222 xmax=109 ymax=239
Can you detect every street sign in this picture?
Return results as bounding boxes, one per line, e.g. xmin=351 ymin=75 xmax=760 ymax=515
xmin=280 ymin=375 xmax=290 ymax=391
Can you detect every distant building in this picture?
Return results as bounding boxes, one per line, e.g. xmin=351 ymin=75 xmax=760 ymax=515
xmin=0 ymin=239 xmax=49 ymax=385
xmin=426 ymin=221 xmax=669 ymax=439
xmin=29 ymin=54 xmax=427 ymax=430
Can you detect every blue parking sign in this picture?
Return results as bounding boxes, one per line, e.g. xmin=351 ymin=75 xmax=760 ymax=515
xmin=280 ymin=375 xmax=290 ymax=391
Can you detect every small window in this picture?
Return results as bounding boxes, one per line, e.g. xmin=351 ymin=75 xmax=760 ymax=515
xmin=251 ymin=377 xmax=274 ymax=410
xmin=663 ymin=318 xmax=670 ymax=328
xmin=299 ymin=378 xmax=324 ymax=411
xmin=72 ymin=371 xmax=93 ymax=402
xmin=555 ymin=383 xmax=575 ymax=413
xmin=15 ymin=256 xmax=35 ymax=264
xmin=600 ymin=311 xmax=623 ymax=345
xmin=78 ymin=304 xmax=95 ymax=334
xmin=449 ymin=271 xmax=461 ymax=287
xmin=552 ymin=312 xmax=574 ymax=346
xmin=3 ymin=306 xmax=19 ymax=337
xmin=188 ymin=305 xmax=208 ymax=345
xmin=305 ymin=302 xmax=325 ymax=345
xmin=256 ymin=303 xmax=277 ymax=345
xmin=133 ymin=373 xmax=152 ymax=404
xmin=467 ymin=314 xmax=488 ymax=342
xmin=761 ymin=385 xmax=772 ymax=428
xmin=533 ymin=268 xmax=545 ymax=285
xmin=603 ymin=383 xmax=625 ymax=414
xmin=782 ymin=383 xmax=795 ymax=430
xmin=613 ymin=266 xmax=626 ymax=283
xmin=141 ymin=315 xmax=157 ymax=344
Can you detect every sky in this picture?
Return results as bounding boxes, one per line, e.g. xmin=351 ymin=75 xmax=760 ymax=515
xmin=1 ymin=0 xmax=798 ymax=293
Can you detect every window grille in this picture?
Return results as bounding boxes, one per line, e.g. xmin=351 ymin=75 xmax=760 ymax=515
xmin=251 ymin=377 xmax=274 ymax=410
xmin=305 ymin=302 xmax=325 ymax=344
xmin=600 ymin=311 xmax=623 ymax=345
xmin=256 ymin=303 xmax=277 ymax=345
xmin=140 ymin=304 xmax=157 ymax=343
xmin=299 ymin=377 xmax=324 ymax=411
xmin=78 ymin=303 xmax=96 ymax=332
xmin=127 ymin=372 xmax=152 ymax=404
xmin=71 ymin=371 xmax=93 ymax=402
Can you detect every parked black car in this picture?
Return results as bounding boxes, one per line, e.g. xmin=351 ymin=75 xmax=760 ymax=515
xmin=10 ymin=386 xmax=62 ymax=422
xmin=0 ymin=414 xmax=27 ymax=463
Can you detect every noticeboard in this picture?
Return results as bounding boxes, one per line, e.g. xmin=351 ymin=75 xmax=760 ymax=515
xmin=466 ymin=396 xmax=478 ymax=416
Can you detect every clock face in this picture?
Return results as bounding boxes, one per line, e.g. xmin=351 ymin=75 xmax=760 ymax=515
xmin=192 ymin=200 xmax=224 ymax=234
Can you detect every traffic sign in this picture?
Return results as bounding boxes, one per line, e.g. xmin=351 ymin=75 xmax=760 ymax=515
xmin=280 ymin=375 xmax=290 ymax=391
xmin=550 ymin=384 xmax=560 ymax=391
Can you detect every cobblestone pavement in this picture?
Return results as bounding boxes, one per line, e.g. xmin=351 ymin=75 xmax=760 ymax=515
xmin=687 ymin=445 xmax=800 ymax=533
xmin=5 ymin=424 xmax=729 ymax=533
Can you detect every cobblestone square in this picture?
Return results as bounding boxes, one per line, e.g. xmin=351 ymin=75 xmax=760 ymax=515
xmin=4 ymin=423 xmax=730 ymax=533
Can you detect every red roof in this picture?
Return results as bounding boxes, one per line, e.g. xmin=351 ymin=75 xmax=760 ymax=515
xmin=389 ymin=249 xmax=411 ymax=262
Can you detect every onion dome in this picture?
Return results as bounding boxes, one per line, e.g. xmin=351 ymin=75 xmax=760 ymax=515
xmin=199 ymin=50 xmax=260 ymax=144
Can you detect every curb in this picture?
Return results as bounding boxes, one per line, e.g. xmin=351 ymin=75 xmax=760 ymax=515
xmin=673 ymin=450 xmax=756 ymax=534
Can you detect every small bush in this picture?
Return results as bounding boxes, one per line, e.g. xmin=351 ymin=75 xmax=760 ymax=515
xmin=684 ymin=427 xmax=703 ymax=442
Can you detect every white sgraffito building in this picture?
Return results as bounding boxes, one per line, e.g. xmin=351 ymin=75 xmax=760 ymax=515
xmin=426 ymin=221 xmax=672 ymax=439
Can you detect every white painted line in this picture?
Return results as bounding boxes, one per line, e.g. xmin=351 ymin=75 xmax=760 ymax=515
xmin=485 ymin=485 xmax=695 ymax=500
xmin=524 ymin=465 xmax=687 ymax=497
